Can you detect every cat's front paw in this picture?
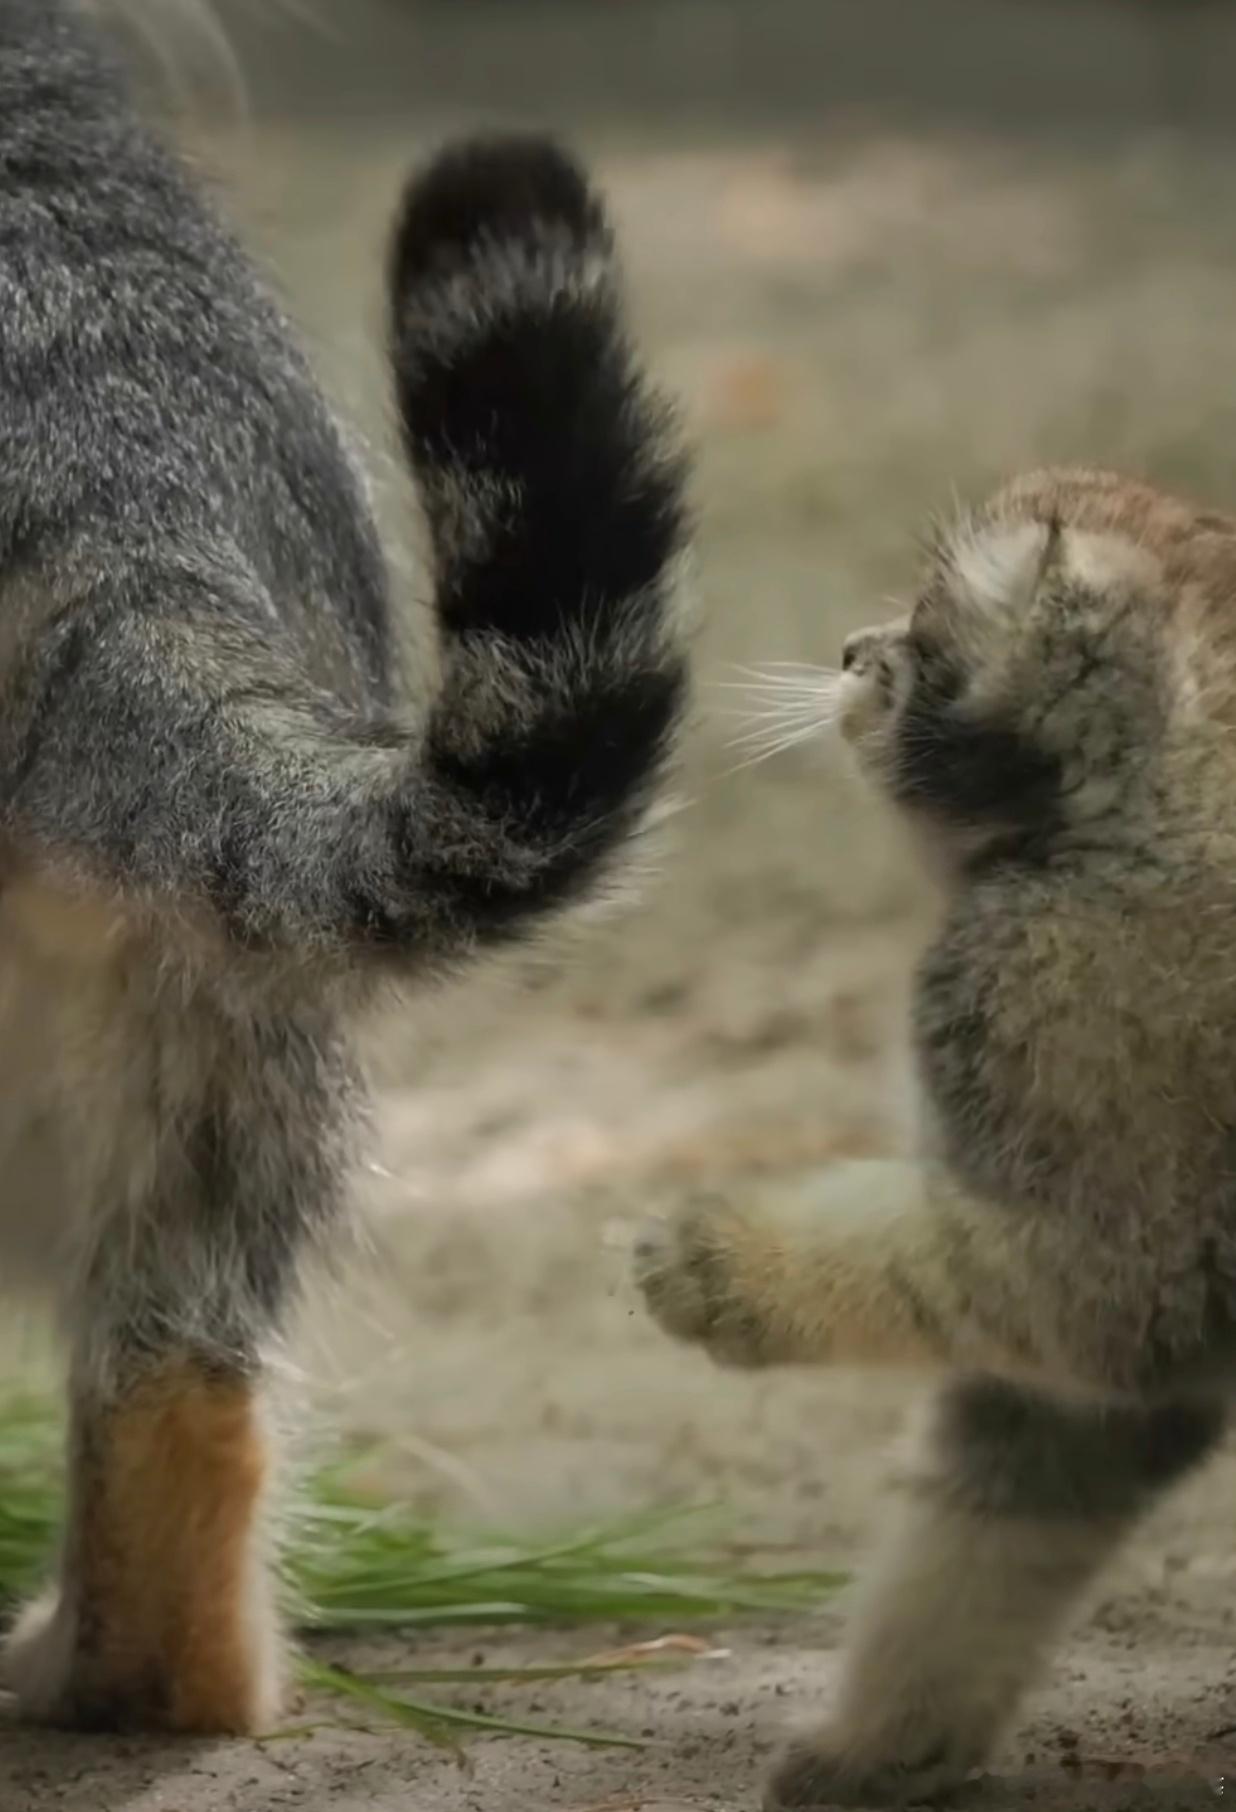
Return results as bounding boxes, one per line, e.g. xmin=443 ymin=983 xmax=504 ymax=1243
xmin=634 ymin=1196 xmax=774 ymax=1367
xmin=1 ymin=1590 xmax=82 ymax=1725
xmin=765 ymin=1729 xmax=978 ymax=1809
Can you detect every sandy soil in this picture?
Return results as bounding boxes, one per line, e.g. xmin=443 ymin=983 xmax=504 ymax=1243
xmin=8 ymin=4 xmax=1236 ymax=1807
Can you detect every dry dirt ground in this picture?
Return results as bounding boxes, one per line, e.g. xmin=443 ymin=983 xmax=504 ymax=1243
xmin=8 ymin=3 xmax=1236 ymax=1807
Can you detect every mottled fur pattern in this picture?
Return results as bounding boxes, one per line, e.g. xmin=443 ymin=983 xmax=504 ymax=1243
xmin=0 ymin=0 xmax=688 ymax=1732
xmin=638 ymin=468 xmax=1236 ymax=1804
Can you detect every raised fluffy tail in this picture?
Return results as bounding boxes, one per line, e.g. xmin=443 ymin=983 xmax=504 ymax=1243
xmin=383 ymin=135 xmax=689 ymax=950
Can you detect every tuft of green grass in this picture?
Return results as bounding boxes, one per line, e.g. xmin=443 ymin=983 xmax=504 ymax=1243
xmin=0 ymin=1393 xmax=844 ymax=1750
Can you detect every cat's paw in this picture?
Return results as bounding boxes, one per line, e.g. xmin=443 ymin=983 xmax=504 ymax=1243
xmin=634 ymin=1196 xmax=773 ymax=1366
xmin=765 ymin=1734 xmax=976 ymax=1808
xmin=2 ymin=1586 xmax=283 ymax=1734
xmin=1 ymin=1590 xmax=81 ymax=1725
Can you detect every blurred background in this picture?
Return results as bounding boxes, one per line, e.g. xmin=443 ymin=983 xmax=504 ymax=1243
xmin=17 ymin=3 xmax=1236 ymax=1804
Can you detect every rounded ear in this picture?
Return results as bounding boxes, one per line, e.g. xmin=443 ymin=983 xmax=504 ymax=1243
xmin=1059 ymin=528 xmax=1162 ymax=596
xmin=950 ymin=520 xmax=1052 ymax=618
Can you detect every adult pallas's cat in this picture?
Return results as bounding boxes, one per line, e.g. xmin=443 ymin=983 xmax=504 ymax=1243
xmin=640 ymin=469 xmax=1236 ymax=1805
xmin=0 ymin=1 xmax=687 ymax=1733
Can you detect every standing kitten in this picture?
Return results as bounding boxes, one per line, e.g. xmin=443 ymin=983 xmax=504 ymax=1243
xmin=0 ymin=0 xmax=687 ymax=1734
xmin=638 ymin=468 xmax=1236 ymax=1805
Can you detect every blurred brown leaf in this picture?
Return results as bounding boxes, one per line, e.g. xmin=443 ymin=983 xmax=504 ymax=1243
xmin=707 ymin=355 xmax=786 ymax=432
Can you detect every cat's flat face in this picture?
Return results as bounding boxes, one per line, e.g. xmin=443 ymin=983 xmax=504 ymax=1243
xmin=838 ymin=467 xmax=1236 ymax=871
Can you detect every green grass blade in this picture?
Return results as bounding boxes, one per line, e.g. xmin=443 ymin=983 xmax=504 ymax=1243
xmin=356 ymin=1659 xmax=686 ymax=1686
xmin=0 ymin=1393 xmax=846 ymax=1753
xmin=299 ymin=1659 xmax=646 ymax=1750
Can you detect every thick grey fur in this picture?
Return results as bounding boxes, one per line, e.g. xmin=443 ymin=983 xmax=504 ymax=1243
xmin=0 ymin=0 xmax=688 ymax=1732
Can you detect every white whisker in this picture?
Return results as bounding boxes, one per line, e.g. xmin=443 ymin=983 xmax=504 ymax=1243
xmin=725 ymin=661 xmax=843 ymax=685
xmin=714 ymin=693 xmax=835 ymax=712
xmin=726 ymin=695 xmax=844 ymax=729
xmin=715 ymin=708 xmax=825 ymax=724
xmin=727 ymin=697 xmax=841 ymax=729
xmin=728 ymin=727 xmax=834 ymax=755
xmin=711 ymin=679 xmax=831 ymax=694
xmin=723 ymin=698 xmax=835 ymax=719
xmin=726 ymin=704 xmax=842 ymax=748
xmin=713 ymin=657 xmax=847 ymax=774
xmin=722 ymin=720 xmax=828 ymax=775
xmin=729 ymin=726 xmax=835 ymax=749
xmin=747 ymin=660 xmax=840 ymax=673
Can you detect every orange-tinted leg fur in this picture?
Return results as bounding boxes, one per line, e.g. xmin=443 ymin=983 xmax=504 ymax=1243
xmin=4 ymin=1360 xmax=283 ymax=1733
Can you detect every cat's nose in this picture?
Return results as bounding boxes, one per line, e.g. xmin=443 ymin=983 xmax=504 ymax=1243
xmin=842 ymin=630 xmax=878 ymax=672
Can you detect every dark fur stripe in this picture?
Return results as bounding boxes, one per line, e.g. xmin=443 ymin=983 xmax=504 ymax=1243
xmin=418 ymin=666 xmax=686 ymax=934
xmin=368 ymin=136 xmax=689 ymax=953
xmin=389 ymin=134 xmax=607 ymax=292
xmin=391 ymin=138 xmax=686 ymax=646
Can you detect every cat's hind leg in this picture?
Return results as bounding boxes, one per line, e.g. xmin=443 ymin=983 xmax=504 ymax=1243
xmin=4 ymin=1360 xmax=281 ymax=1733
xmin=2 ymin=1008 xmax=351 ymax=1735
xmin=766 ymin=1378 xmax=1222 ymax=1808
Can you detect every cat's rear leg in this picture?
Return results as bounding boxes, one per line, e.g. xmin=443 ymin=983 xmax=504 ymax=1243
xmin=4 ymin=1359 xmax=282 ymax=1733
xmin=767 ymin=1377 xmax=1222 ymax=1808
xmin=1 ymin=1012 xmax=351 ymax=1735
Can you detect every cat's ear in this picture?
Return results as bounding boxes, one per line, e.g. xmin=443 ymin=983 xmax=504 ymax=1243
xmin=1058 ymin=527 xmax=1160 ymax=597
xmin=951 ymin=519 xmax=1052 ymax=618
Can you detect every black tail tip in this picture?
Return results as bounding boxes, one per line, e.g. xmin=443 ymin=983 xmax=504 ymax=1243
xmin=390 ymin=134 xmax=609 ymax=296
